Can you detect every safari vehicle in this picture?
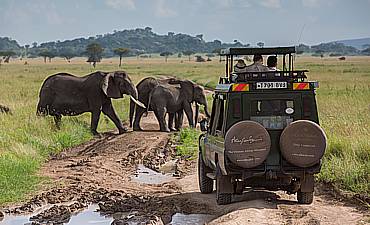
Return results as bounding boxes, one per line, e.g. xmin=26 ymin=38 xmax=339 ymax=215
xmin=198 ymin=47 xmax=327 ymax=205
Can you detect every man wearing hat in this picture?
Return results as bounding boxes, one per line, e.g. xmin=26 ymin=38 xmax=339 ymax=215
xmin=234 ymin=59 xmax=247 ymax=73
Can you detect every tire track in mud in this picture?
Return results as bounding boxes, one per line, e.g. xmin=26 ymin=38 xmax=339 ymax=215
xmin=1 ymin=112 xmax=369 ymax=225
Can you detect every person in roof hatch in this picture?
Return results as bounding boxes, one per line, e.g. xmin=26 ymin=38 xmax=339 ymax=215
xmin=267 ymin=55 xmax=278 ymax=71
xmin=234 ymin=59 xmax=247 ymax=73
xmin=245 ymin=54 xmax=269 ymax=72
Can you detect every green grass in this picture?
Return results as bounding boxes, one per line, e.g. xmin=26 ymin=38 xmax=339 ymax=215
xmin=0 ymin=56 xmax=369 ymax=205
xmin=174 ymin=128 xmax=201 ymax=159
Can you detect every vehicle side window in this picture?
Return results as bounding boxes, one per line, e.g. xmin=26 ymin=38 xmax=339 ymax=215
xmin=216 ymin=99 xmax=225 ymax=133
xmin=209 ymin=97 xmax=217 ymax=133
xmin=210 ymin=95 xmax=225 ymax=136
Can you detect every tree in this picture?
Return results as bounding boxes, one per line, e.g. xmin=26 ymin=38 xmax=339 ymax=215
xmin=257 ymin=42 xmax=264 ymax=48
xmin=212 ymin=48 xmax=222 ymax=62
xmin=0 ymin=51 xmax=16 ymax=63
xmin=24 ymin=44 xmax=30 ymax=58
xmin=182 ymin=50 xmax=195 ymax=61
xmin=160 ymin=51 xmax=173 ymax=62
xmin=113 ymin=48 xmax=130 ymax=67
xmin=86 ymin=43 xmax=104 ymax=68
xmin=59 ymin=48 xmax=76 ymax=63
xmin=32 ymin=42 xmax=37 ymax=48
xmin=38 ymin=49 xmax=54 ymax=63
xmin=362 ymin=47 xmax=370 ymax=56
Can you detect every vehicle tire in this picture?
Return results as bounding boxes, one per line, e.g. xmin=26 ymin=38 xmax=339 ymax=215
xmin=216 ymin=165 xmax=232 ymax=205
xmin=297 ymin=191 xmax=314 ymax=204
xmin=198 ymin=152 xmax=213 ymax=194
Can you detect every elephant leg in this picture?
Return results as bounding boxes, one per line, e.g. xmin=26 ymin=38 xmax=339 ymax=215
xmin=154 ymin=107 xmax=170 ymax=132
xmin=133 ymin=106 xmax=146 ymax=131
xmin=168 ymin=113 xmax=176 ymax=132
xmin=90 ymin=110 xmax=101 ymax=135
xmin=102 ymin=103 xmax=127 ymax=134
xmin=183 ymin=103 xmax=194 ymax=128
xmin=54 ymin=114 xmax=62 ymax=129
xmin=175 ymin=110 xmax=184 ymax=131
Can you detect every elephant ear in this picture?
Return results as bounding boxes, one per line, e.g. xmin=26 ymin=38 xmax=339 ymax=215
xmin=179 ymin=80 xmax=195 ymax=102
xmin=101 ymin=72 xmax=121 ymax=98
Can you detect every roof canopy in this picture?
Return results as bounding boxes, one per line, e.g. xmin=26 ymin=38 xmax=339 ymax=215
xmin=220 ymin=47 xmax=296 ymax=56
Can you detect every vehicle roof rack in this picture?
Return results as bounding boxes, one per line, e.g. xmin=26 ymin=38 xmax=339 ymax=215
xmin=220 ymin=47 xmax=296 ymax=56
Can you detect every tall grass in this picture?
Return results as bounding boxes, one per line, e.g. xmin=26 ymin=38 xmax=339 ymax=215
xmin=0 ymin=56 xmax=368 ymax=205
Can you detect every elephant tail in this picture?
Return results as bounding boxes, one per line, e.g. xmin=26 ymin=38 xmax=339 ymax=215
xmin=146 ymin=89 xmax=155 ymax=115
xmin=129 ymin=97 xmax=135 ymax=127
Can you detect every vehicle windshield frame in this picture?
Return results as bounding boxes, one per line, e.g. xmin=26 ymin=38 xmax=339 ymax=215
xmin=221 ymin=47 xmax=296 ymax=79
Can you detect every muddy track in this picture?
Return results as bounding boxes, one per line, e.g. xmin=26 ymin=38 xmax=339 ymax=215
xmin=1 ymin=112 xmax=369 ymax=225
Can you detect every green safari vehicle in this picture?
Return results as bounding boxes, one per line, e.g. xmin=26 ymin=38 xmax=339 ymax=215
xmin=198 ymin=47 xmax=327 ymax=205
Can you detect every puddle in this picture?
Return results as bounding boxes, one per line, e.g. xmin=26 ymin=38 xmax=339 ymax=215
xmin=170 ymin=213 xmax=215 ymax=225
xmin=132 ymin=164 xmax=175 ymax=184
xmin=1 ymin=204 xmax=112 ymax=225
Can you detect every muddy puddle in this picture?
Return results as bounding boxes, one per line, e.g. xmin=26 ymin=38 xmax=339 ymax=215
xmin=1 ymin=204 xmax=112 ymax=225
xmin=170 ymin=213 xmax=215 ymax=225
xmin=132 ymin=164 xmax=176 ymax=184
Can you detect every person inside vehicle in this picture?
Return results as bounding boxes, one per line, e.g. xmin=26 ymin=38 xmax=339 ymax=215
xmin=245 ymin=54 xmax=269 ymax=72
xmin=234 ymin=59 xmax=247 ymax=73
xmin=267 ymin=55 xmax=278 ymax=71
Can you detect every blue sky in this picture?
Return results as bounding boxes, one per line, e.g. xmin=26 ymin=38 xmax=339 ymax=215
xmin=1 ymin=0 xmax=369 ymax=46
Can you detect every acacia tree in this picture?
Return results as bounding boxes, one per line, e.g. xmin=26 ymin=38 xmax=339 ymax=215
xmin=160 ymin=51 xmax=173 ymax=62
xmin=86 ymin=43 xmax=104 ymax=68
xmin=38 ymin=49 xmax=54 ymax=63
xmin=182 ymin=50 xmax=195 ymax=61
xmin=0 ymin=51 xmax=16 ymax=63
xmin=212 ymin=48 xmax=222 ymax=62
xmin=257 ymin=42 xmax=265 ymax=48
xmin=113 ymin=48 xmax=130 ymax=67
xmin=59 ymin=48 xmax=76 ymax=63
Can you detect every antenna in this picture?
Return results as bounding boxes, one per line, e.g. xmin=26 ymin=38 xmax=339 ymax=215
xmin=297 ymin=24 xmax=306 ymax=45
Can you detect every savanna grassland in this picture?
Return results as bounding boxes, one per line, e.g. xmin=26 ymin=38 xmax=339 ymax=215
xmin=0 ymin=55 xmax=369 ymax=205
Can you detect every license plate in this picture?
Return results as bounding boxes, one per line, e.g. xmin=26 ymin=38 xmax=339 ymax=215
xmin=256 ymin=82 xmax=287 ymax=89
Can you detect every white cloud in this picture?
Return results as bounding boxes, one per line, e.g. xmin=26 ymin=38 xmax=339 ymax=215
xmin=155 ymin=0 xmax=177 ymax=18
xmin=302 ymin=0 xmax=320 ymax=7
xmin=105 ymin=0 xmax=136 ymax=10
xmin=260 ymin=0 xmax=281 ymax=8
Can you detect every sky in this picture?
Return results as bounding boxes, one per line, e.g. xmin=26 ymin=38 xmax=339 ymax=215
xmin=0 ymin=0 xmax=370 ymax=46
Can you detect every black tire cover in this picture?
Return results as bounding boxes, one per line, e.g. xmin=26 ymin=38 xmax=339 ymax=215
xmin=225 ymin=121 xmax=271 ymax=168
xmin=280 ymin=120 xmax=327 ymax=168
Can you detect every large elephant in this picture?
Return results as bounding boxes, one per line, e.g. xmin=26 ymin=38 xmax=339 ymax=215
xmin=148 ymin=79 xmax=210 ymax=132
xmin=37 ymin=71 xmax=140 ymax=135
xmin=129 ymin=77 xmax=183 ymax=131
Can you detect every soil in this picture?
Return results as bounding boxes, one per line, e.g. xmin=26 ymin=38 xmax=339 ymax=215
xmin=1 ymin=112 xmax=369 ymax=225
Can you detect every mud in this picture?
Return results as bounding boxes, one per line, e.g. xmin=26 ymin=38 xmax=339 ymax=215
xmin=1 ymin=112 xmax=369 ymax=225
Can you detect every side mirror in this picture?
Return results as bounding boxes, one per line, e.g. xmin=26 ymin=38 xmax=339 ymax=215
xmin=200 ymin=119 xmax=208 ymax=132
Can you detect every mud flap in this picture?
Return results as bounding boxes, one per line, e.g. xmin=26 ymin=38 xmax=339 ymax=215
xmin=217 ymin=175 xmax=234 ymax=193
xmin=300 ymin=174 xmax=314 ymax=192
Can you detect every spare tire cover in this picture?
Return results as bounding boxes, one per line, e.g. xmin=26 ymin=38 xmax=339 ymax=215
xmin=225 ymin=121 xmax=271 ymax=168
xmin=280 ymin=120 xmax=326 ymax=168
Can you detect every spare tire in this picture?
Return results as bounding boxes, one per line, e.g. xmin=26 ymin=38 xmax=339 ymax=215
xmin=225 ymin=121 xmax=271 ymax=168
xmin=280 ymin=120 xmax=326 ymax=168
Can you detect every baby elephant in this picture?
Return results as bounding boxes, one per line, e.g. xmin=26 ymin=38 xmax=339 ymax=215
xmin=37 ymin=71 xmax=141 ymax=135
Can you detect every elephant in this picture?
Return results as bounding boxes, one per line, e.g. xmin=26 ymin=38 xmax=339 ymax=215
xmin=129 ymin=77 xmax=184 ymax=131
xmin=37 ymin=71 xmax=142 ymax=135
xmin=148 ymin=79 xmax=210 ymax=132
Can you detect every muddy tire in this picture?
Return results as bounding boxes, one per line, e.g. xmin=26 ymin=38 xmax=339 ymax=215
xmin=297 ymin=191 xmax=314 ymax=204
xmin=216 ymin=165 xmax=232 ymax=205
xmin=198 ymin=152 xmax=213 ymax=194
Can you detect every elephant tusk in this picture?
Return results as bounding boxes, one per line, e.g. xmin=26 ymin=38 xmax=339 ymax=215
xmin=130 ymin=95 xmax=146 ymax=109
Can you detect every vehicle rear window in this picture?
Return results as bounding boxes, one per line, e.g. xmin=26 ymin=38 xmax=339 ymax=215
xmin=250 ymin=100 xmax=294 ymax=130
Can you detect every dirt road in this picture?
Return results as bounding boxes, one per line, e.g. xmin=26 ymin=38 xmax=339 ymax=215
xmin=1 ymin=112 xmax=369 ymax=225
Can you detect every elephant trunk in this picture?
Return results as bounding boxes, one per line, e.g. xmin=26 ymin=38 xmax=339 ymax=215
xmin=194 ymin=103 xmax=199 ymax=128
xmin=204 ymin=102 xmax=211 ymax=118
